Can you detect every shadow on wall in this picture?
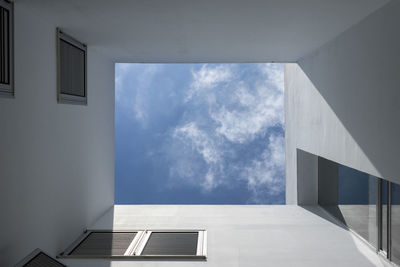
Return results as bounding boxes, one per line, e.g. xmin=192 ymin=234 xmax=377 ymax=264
xmin=298 ymin=205 xmax=388 ymax=267
xmin=297 ymin=0 xmax=400 ymax=184
xmin=300 ymin=205 xmax=347 ymax=231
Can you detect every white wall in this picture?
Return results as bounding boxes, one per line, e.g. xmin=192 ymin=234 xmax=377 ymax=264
xmin=285 ymin=0 xmax=400 ymax=203
xmin=61 ymin=205 xmax=389 ymax=267
xmin=19 ymin=0 xmax=388 ymax=63
xmin=0 ymin=2 xmax=115 ymax=265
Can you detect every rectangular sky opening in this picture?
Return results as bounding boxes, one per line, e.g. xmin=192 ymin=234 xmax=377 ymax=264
xmin=115 ymin=63 xmax=285 ymax=204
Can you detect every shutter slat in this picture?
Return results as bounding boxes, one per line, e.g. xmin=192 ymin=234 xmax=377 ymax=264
xmin=70 ymin=232 xmax=137 ymax=256
xmin=142 ymin=232 xmax=198 ymax=255
xmin=24 ymin=252 xmax=65 ymax=267
xmin=59 ymin=39 xmax=85 ymax=97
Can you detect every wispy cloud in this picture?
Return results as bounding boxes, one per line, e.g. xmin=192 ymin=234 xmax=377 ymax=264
xmin=185 ymin=64 xmax=233 ymax=101
xmin=171 ymin=122 xmax=223 ymax=191
xmin=116 ymin=63 xmax=285 ymax=203
xmin=166 ymin=63 xmax=285 ymax=203
xmin=241 ymin=134 xmax=285 ymax=203
xmin=115 ymin=64 xmax=163 ymax=126
xmin=174 ymin=122 xmax=221 ymax=164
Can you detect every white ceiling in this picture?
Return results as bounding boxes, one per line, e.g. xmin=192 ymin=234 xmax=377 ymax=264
xmin=21 ymin=0 xmax=389 ymax=62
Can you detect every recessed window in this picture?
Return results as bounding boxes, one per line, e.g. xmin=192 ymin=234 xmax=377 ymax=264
xmin=15 ymin=249 xmax=66 ymax=267
xmin=56 ymin=28 xmax=87 ymax=105
xmin=0 ymin=0 xmax=13 ymax=97
xmin=59 ymin=230 xmax=207 ymax=259
xmin=318 ymin=156 xmax=400 ymax=265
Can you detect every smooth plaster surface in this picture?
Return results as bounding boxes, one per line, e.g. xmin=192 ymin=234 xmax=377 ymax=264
xmin=1 ymin=0 xmax=398 ymax=265
xmin=285 ymin=0 xmax=400 ymax=205
xmin=286 ymin=1 xmax=400 ymax=201
xmin=60 ymin=205 xmax=391 ymax=267
xmin=19 ymin=0 xmax=388 ymax=63
xmin=0 ymin=2 xmax=115 ymax=266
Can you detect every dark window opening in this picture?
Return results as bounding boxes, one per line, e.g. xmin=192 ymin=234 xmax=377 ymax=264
xmin=0 ymin=0 xmax=13 ymax=97
xmin=142 ymin=232 xmax=198 ymax=256
xmin=57 ymin=28 xmax=87 ymax=104
xmin=318 ymin=156 xmax=400 ymax=265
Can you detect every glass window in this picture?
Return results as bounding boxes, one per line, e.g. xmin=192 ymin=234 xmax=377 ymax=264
xmin=381 ymin=180 xmax=388 ymax=253
xmin=392 ymin=182 xmax=400 ymax=265
xmin=318 ymin=158 xmax=378 ymax=248
xmin=337 ymin=165 xmax=377 ymax=247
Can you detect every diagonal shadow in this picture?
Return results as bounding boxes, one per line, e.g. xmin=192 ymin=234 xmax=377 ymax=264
xmin=296 ymin=0 xmax=400 ymax=185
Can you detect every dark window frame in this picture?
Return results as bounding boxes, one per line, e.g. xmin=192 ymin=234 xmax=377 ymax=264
xmin=56 ymin=28 xmax=87 ymax=105
xmin=0 ymin=0 xmax=13 ymax=97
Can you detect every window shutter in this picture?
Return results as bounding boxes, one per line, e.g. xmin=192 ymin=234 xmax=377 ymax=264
xmin=0 ymin=0 xmax=13 ymax=97
xmin=57 ymin=28 xmax=87 ymax=104
xmin=70 ymin=232 xmax=137 ymax=256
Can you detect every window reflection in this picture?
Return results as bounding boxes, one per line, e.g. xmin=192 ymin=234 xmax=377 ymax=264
xmin=318 ymin=158 xmax=377 ymax=248
xmin=392 ymin=182 xmax=400 ymax=265
xmin=318 ymin=156 xmax=400 ymax=265
xmin=382 ymin=180 xmax=388 ymax=253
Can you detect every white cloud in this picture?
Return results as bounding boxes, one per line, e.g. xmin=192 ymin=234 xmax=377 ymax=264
xmin=258 ymin=63 xmax=284 ymax=92
xmin=211 ymin=80 xmax=284 ymax=143
xmin=171 ymin=122 xmax=223 ymax=191
xmin=173 ymin=122 xmax=221 ymax=164
xmin=115 ymin=63 xmax=132 ymax=102
xmin=241 ymin=134 xmax=285 ymax=203
xmin=167 ymin=64 xmax=285 ymax=202
xmin=186 ymin=63 xmax=284 ymax=144
xmin=115 ymin=64 xmax=163 ymax=125
xmin=185 ymin=64 xmax=233 ymax=101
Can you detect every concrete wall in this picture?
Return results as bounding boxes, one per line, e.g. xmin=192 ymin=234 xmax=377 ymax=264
xmin=286 ymin=0 xmax=400 ymax=202
xmin=0 ymin=2 xmax=115 ymax=265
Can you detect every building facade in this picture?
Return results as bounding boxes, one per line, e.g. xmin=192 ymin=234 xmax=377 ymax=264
xmin=1 ymin=0 xmax=400 ymax=266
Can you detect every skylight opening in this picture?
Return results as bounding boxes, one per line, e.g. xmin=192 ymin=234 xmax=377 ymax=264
xmin=115 ymin=63 xmax=285 ymax=204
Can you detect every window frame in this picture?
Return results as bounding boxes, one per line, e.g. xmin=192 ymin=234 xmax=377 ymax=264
xmin=317 ymin=155 xmax=400 ymax=265
xmin=58 ymin=229 xmax=207 ymax=259
xmin=56 ymin=28 xmax=87 ymax=105
xmin=0 ymin=0 xmax=14 ymax=97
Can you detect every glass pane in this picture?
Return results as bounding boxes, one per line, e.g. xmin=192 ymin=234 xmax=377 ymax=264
xmin=142 ymin=232 xmax=198 ymax=255
xmin=382 ymin=180 xmax=388 ymax=253
xmin=338 ymin=167 xmax=377 ymax=247
xmin=392 ymin=182 xmax=400 ymax=265
xmin=318 ymin=158 xmax=378 ymax=248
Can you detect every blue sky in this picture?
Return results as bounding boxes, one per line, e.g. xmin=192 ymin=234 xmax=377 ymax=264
xmin=115 ymin=63 xmax=285 ymax=204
